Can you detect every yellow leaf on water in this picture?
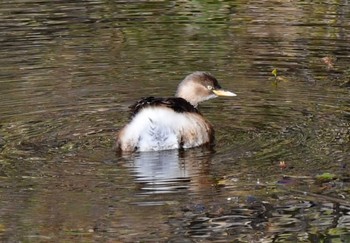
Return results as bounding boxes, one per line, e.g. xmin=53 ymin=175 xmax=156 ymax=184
xmin=272 ymin=68 xmax=278 ymax=77
xmin=0 ymin=224 xmax=6 ymax=232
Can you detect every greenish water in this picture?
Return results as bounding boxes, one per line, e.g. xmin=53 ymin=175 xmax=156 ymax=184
xmin=0 ymin=1 xmax=350 ymax=242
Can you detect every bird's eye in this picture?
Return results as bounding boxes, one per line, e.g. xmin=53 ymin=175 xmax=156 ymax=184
xmin=207 ymin=85 xmax=213 ymax=90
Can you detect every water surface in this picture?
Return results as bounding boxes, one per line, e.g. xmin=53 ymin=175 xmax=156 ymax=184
xmin=1 ymin=0 xmax=350 ymax=242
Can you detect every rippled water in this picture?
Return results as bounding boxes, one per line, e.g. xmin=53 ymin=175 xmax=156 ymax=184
xmin=1 ymin=0 xmax=350 ymax=242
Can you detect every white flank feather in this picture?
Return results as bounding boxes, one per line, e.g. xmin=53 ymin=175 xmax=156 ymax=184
xmin=119 ymin=107 xmax=210 ymax=151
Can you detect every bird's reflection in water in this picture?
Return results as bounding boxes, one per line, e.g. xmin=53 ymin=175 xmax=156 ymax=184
xmin=123 ymin=148 xmax=214 ymax=195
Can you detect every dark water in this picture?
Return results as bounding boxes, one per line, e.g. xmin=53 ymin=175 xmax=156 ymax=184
xmin=1 ymin=0 xmax=350 ymax=242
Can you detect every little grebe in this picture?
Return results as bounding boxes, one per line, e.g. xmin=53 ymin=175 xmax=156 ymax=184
xmin=116 ymin=71 xmax=236 ymax=152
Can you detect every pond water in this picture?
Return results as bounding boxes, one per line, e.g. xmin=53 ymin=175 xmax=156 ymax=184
xmin=1 ymin=0 xmax=350 ymax=242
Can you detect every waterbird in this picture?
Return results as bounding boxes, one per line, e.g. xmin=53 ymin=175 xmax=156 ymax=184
xmin=116 ymin=71 xmax=236 ymax=152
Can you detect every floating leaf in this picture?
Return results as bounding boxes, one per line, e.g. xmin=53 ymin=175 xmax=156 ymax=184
xmin=217 ymin=179 xmax=228 ymax=186
xmin=272 ymin=68 xmax=278 ymax=77
xmin=0 ymin=224 xmax=5 ymax=232
xmin=279 ymin=161 xmax=287 ymax=170
xmin=328 ymin=227 xmax=348 ymax=236
xmin=321 ymin=56 xmax=336 ymax=70
xmin=315 ymin=172 xmax=337 ymax=183
xmin=276 ymin=76 xmax=289 ymax=82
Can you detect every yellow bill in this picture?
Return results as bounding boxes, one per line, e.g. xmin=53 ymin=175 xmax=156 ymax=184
xmin=213 ymin=89 xmax=237 ymax=97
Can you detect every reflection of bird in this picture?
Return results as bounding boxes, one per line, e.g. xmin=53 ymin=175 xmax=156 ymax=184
xmin=116 ymin=72 xmax=236 ymax=152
